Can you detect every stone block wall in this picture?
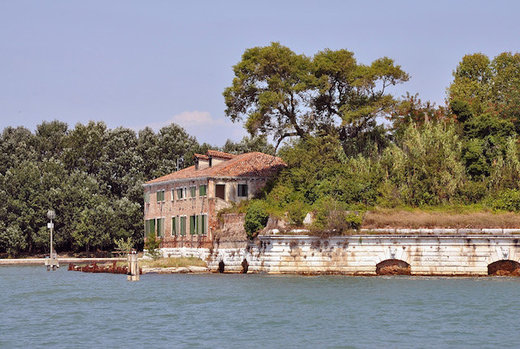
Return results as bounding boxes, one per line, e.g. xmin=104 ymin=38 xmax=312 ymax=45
xmin=202 ymin=234 xmax=520 ymax=275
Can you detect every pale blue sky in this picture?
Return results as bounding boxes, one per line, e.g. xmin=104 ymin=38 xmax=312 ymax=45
xmin=1 ymin=0 xmax=519 ymax=145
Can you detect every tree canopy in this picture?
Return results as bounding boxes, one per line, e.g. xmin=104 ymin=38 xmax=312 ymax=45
xmin=224 ymin=42 xmax=409 ymax=152
xmin=0 ymin=121 xmax=204 ymax=257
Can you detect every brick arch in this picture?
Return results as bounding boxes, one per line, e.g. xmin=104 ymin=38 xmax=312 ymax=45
xmin=488 ymin=260 xmax=520 ymax=276
xmin=376 ymin=259 xmax=411 ymax=275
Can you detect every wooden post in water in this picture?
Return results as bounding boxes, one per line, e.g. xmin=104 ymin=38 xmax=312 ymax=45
xmin=127 ymin=251 xmax=139 ymax=281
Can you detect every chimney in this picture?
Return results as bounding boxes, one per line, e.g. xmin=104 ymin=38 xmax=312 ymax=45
xmin=194 ymin=154 xmax=209 ymax=170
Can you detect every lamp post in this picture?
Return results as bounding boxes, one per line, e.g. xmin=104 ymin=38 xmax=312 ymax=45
xmin=46 ymin=209 xmax=58 ymax=271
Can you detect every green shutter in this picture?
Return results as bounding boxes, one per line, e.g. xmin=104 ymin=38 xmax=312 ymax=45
xmin=201 ymin=215 xmax=207 ymax=235
xmin=199 ymin=185 xmax=207 ymax=196
xmin=156 ymin=218 xmax=164 ymax=237
xmin=190 ymin=215 xmax=196 ymax=235
xmin=149 ymin=219 xmax=156 ymax=236
xmin=144 ymin=192 xmax=150 ymax=203
xmin=180 ymin=216 xmax=186 ymax=236
xmin=172 ymin=217 xmax=177 ymax=236
xmin=190 ymin=186 xmax=196 ymax=197
xmin=177 ymin=188 xmax=183 ymax=199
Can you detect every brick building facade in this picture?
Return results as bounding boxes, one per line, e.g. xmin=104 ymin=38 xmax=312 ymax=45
xmin=143 ymin=150 xmax=285 ymax=248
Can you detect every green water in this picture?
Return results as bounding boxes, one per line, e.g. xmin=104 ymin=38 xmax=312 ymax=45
xmin=1 ymin=266 xmax=519 ymax=348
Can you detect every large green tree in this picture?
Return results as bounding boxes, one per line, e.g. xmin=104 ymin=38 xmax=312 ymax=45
xmin=449 ymin=52 xmax=520 ymax=129
xmin=224 ymin=43 xmax=409 ymax=152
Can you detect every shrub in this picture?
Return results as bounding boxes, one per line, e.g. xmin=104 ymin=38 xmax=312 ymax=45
xmin=244 ymin=200 xmax=269 ymax=239
xmin=489 ymin=189 xmax=520 ymax=212
xmin=287 ymin=200 xmax=309 ymax=226
xmin=459 ymin=180 xmax=488 ymax=203
xmin=311 ymin=197 xmax=362 ymax=234
xmin=144 ymin=233 xmax=162 ymax=260
xmin=114 ymin=237 xmax=134 ymax=255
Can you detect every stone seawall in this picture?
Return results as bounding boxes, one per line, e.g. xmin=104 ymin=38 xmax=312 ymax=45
xmin=160 ymin=234 xmax=520 ymax=275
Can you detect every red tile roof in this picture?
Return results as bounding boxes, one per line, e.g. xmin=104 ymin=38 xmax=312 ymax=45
xmin=146 ymin=151 xmax=286 ymax=184
xmin=194 ymin=153 xmax=209 ymax=160
xmin=207 ymin=150 xmax=235 ymax=159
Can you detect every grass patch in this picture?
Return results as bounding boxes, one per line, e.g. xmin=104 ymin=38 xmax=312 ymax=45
xmin=139 ymin=257 xmax=207 ymax=268
xmin=364 ymin=207 xmax=520 ymax=228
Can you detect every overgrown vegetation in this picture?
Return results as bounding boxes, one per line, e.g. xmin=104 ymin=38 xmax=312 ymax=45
xmin=232 ymin=47 xmax=520 ymax=233
xmin=244 ymin=200 xmax=269 ymax=239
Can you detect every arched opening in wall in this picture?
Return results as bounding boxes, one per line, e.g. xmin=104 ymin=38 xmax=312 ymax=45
xmin=241 ymin=259 xmax=249 ymax=274
xmin=488 ymin=260 xmax=520 ymax=276
xmin=218 ymin=260 xmax=225 ymax=273
xmin=376 ymin=259 xmax=411 ymax=275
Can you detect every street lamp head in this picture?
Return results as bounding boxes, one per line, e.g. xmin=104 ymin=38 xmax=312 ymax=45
xmin=47 ymin=209 xmax=56 ymax=220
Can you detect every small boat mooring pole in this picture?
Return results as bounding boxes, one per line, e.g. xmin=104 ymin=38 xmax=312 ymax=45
xmin=127 ymin=251 xmax=139 ymax=281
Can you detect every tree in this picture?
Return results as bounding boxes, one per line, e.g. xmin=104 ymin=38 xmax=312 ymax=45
xmin=389 ymin=93 xmax=450 ymax=138
xmin=98 ymin=127 xmax=141 ymax=197
xmin=224 ymin=43 xmax=409 ymax=152
xmin=34 ymin=120 xmax=68 ymax=161
xmin=382 ymin=122 xmax=465 ymax=205
xmin=448 ymin=53 xmax=492 ymax=117
xmin=312 ymin=49 xmax=409 ymax=154
xmin=222 ymin=135 xmax=275 ymax=155
xmin=0 ymin=126 xmax=37 ymax=174
xmin=449 ymin=52 xmax=520 ymax=130
xmin=62 ymin=121 xmax=108 ymax=175
xmin=224 ymin=43 xmax=315 ymax=149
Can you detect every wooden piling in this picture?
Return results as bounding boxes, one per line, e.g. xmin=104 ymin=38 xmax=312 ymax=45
xmin=127 ymin=252 xmax=139 ymax=281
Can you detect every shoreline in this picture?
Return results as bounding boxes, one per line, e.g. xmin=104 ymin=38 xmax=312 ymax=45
xmin=0 ymin=257 xmax=126 ymax=265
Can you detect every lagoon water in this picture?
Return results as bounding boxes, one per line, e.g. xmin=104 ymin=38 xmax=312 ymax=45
xmin=1 ymin=266 xmax=520 ymax=348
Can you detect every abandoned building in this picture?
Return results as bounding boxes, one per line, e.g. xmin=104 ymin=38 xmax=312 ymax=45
xmin=143 ymin=150 xmax=285 ymax=248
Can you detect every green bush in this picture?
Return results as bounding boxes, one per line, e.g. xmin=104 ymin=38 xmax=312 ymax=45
xmin=311 ymin=197 xmax=362 ymax=234
xmin=459 ymin=180 xmax=488 ymax=203
xmin=144 ymin=233 xmax=162 ymax=260
xmin=244 ymin=200 xmax=269 ymax=239
xmin=489 ymin=189 xmax=520 ymax=211
xmin=287 ymin=200 xmax=309 ymax=226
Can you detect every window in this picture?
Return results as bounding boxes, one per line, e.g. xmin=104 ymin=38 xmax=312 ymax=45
xmin=144 ymin=192 xmax=150 ymax=204
xmin=156 ymin=190 xmax=165 ymax=202
xmin=190 ymin=186 xmax=196 ymax=198
xmin=215 ymin=184 xmax=225 ymax=200
xmin=156 ymin=218 xmax=165 ymax=237
xmin=238 ymin=184 xmax=248 ymax=197
xmin=180 ymin=216 xmax=186 ymax=236
xmin=199 ymin=184 xmax=207 ymax=196
xmin=171 ymin=189 xmax=175 ymax=201
xmin=199 ymin=215 xmax=207 ymax=235
xmin=190 ymin=215 xmax=197 ymax=235
xmin=172 ymin=216 xmax=177 ymax=236
xmin=177 ymin=187 xmax=185 ymax=200
xmin=145 ymin=219 xmax=156 ymax=236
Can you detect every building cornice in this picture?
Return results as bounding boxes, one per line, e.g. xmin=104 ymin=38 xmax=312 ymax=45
xmin=142 ymin=176 xmax=266 ymax=188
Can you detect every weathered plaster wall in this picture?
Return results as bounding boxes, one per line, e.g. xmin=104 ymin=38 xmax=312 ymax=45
xmin=160 ymin=235 xmax=520 ymax=275
xmin=145 ymin=179 xmax=212 ymax=242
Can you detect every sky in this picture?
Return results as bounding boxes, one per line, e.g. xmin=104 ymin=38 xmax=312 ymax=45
xmin=1 ymin=0 xmax=520 ymax=146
